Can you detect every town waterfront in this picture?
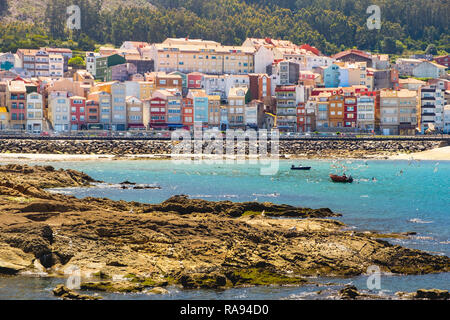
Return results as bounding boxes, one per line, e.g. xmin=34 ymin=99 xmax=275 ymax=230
xmin=0 ymin=159 xmax=448 ymax=299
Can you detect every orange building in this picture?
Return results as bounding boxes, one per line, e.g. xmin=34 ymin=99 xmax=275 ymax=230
xmin=328 ymin=94 xmax=345 ymax=128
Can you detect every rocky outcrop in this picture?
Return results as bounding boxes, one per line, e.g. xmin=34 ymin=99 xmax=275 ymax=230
xmin=52 ymin=285 xmax=101 ymax=300
xmin=397 ymin=289 xmax=450 ymax=300
xmin=146 ymin=195 xmax=340 ymax=218
xmin=0 ymin=139 xmax=443 ymax=159
xmin=0 ymin=165 xmax=449 ymax=293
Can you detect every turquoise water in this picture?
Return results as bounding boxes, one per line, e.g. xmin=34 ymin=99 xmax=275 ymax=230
xmin=1 ymin=159 xmax=449 ymax=299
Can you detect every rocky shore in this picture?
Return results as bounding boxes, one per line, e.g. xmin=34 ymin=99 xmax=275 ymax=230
xmin=0 ymin=139 xmax=445 ymax=159
xmin=0 ymin=165 xmax=449 ymax=298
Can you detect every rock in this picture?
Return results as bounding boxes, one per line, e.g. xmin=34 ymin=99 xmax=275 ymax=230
xmin=0 ymin=165 xmax=449 ymax=291
xmin=53 ymin=285 xmax=101 ymax=300
xmin=80 ymin=281 xmax=144 ymax=293
xmin=149 ymin=287 xmax=169 ymax=295
xmin=0 ymin=244 xmax=34 ymax=274
xmin=339 ymin=285 xmax=360 ymax=299
xmin=415 ymin=289 xmax=449 ymax=300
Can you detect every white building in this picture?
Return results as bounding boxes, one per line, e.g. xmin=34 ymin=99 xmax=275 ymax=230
xmin=26 ymin=92 xmax=44 ymax=133
xmin=444 ymin=105 xmax=450 ymax=134
xmin=111 ymin=82 xmax=127 ymax=131
xmin=413 ymin=61 xmax=447 ymax=79
xmin=49 ymin=54 xmax=64 ymax=79
xmin=85 ymin=52 xmax=100 ymax=77
xmin=357 ymin=95 xmax=376 ymax=130
xmin=420 ymin=83 xmax=446 ymax=132
xmin=48 ymin=91 xmax=70 ymax=132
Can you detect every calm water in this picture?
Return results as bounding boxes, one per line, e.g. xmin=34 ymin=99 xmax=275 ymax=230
xmin=1 ymin=159 xmax=449 ymax=299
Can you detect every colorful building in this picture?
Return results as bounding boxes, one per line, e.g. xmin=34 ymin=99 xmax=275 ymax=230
xmin=70 ymin=96 xmax=86 ymax=131
xmin=26 ymin=92 xmax=44 ymax=133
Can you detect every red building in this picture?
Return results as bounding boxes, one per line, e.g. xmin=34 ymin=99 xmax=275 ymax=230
xmin=148 ymin=96 xmax=167 ymax=129
xmin=187 ymin=72 xmax=204 ymax=90
xmin=296 ymin=103 xmax=306 ymax=132
xmin=70 ymin=96 xmax=86 ymax=130
xmin=343 ymin=95 xmax=357 ymax=127
xmin=249 ymin=74 xmax=271 ymax=101
xmin=434 ymin=55 xmax=450 ymax=68
xmin=182 ymin=98 xmax=194 ymax=130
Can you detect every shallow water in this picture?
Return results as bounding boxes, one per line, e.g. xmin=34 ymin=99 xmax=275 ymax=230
xmin=1 ymin=159 xmax=449 ymax=299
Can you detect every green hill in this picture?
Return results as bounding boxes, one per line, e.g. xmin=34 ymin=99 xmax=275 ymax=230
xmin=0 ymin=0 xmax=448 ymax=55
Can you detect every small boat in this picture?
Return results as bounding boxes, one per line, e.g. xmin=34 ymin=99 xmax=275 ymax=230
xmin=330 ymin=174 xmax=353 ymax=183
xmin=291 ymin=165 xmax=311 ymax=171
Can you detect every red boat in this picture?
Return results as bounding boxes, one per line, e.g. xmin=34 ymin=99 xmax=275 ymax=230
xmin=330 ymin=174 xmax=353 ymax=183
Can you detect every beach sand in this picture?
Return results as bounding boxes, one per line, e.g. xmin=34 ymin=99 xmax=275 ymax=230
xmin=389 ymin=146 xmax=450 ymax=161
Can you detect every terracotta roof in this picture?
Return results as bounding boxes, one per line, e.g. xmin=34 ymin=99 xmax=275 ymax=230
xmin=332 ymin=49 xmax=371 ymax=60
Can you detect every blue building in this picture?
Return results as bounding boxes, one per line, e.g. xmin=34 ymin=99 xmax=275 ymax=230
xmin=187 ymin=90 xmax=209 ymax=126
xmin=324 ymin=64 xmax=349 ymax=88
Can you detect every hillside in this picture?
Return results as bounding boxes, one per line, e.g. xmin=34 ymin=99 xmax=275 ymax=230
xmin=0 ymin=0 xmax=155 ymax=22
xmin=0 ymin=0 xmax=448 ymax=55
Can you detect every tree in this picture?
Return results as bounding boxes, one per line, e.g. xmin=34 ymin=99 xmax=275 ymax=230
xmin=425 ymin=44 xmax=438 ymax=55
xmin=68 ymin=56 xmax=85 ymax=69
xmin=78 ymin=34 xmax=96 ymax=51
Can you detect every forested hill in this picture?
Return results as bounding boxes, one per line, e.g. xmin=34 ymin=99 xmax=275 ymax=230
xmin=0 ymin=0 xmax=448 ymax=55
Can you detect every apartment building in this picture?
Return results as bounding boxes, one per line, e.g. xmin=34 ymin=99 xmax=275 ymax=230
xmin=126 ymin=96 xmax=144 ymax=129
xmin=315 ymin=93 xmax=331 ymax=129
xmin=151 ymin=38 xmax=255 ymax=75
xmin=88 ymin=91 xmax=112 ymax=130
xmin=327 ymin=94 xmax=344 ymax=128
xmin=208 ymin=95 xmax=221 ymax=128
xmin=152 ymin=89 xmax=183 ymax=129
xmin=444 ymin=105 xmax=450 ymax=134
xmin=419 ymin=83 xmax=445 ymax=132
xmin=357 ymin=94 xmax=376 ymax=131
xmin=26 ymin=92 xmax=44 ymax=133
xmin=86 ymin=52 xmax=101 ymax=76
xmin=147 ymin=91 xmax=168 ymax=129
xmin=49 ymin=54 xmax=64 ymax=79
xmin=395 ymin=58 xmax=422 ymax=76
xmin=111 ymin=82 xmax=127 ymax=131
xmin=380 ymin=89 xmax=417 ymax=135
xmin=182 ymin=97 xmax=194 ymax=130
xmin=343 ymin=94 xmax=357 ymax=128
xmin=69 ymin=96 xmax=87 ymax=131
xmin=249 ymin=74 xmax=271 ymax=101
xmin=6 ymin=80 xmax=27 ymax=130
xmin=86 ymin=99 xmax=100 ymax=129
xmin=48 ymin=91 xmax=70 ymax=132
xmin=275 ymin=85 xmax=304 ymax=132
xmin=187 ymin=90 xmax=209 ymax=126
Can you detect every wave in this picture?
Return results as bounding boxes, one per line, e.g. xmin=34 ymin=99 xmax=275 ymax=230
xmin=252 ymin=193 xmax=280 ymax=198
xmin=408 ymin=218 xmax=434 ymax=224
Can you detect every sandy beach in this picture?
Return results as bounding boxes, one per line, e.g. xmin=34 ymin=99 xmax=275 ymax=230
xmin=1 ymin=147 xmax=450 ymax=162
xmin=389 ymin=146 xmax=450 ymax=161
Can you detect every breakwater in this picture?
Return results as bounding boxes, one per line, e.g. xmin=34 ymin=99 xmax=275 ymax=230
xmin=0 ymin=138 xmax=445 ymax=158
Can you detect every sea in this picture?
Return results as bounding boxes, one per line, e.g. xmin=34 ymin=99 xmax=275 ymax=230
xmin=0 ymin=159 xmax=449 ymax=299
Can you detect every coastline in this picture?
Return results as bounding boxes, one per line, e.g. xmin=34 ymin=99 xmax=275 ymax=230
xmin=0 ymin=146 xmax=449 ymax=162
xmin=0 ymin=164 xmax=449 ymax=300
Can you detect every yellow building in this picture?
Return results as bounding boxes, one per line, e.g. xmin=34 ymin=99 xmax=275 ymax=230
xmin=0 ymin=107 xmax=9 ymax=129
xmin=90 ymin=81 xmax=117 ymax=94
xmin=139 ymin=81 xmax=156 ymax=100
xmin=208 ymin=95 xmax=221 ymax=127
xmin=151 ymin=38 xmax=255 ymax=75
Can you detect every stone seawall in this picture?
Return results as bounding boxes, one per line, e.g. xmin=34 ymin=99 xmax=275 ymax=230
xmin=0 ymin=139 xmax=445 ymax=159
